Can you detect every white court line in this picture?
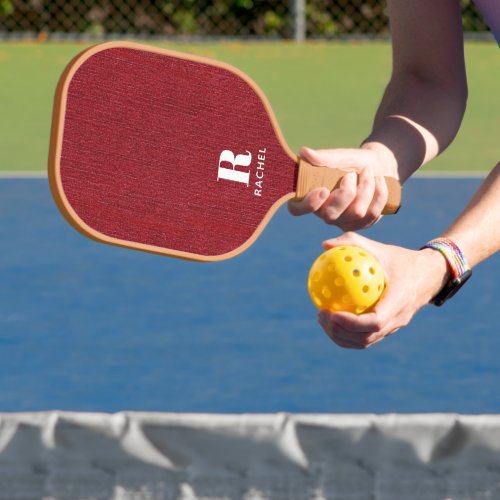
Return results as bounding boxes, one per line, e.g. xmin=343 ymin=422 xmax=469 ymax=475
xmin=414 ymin=170 xmax=487 ymax=178
xmin=0 ymin=171 xmax=47 ymax=178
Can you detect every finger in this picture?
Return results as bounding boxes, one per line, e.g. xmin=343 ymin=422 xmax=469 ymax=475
xmin=332 ymin=337 xmax=365 ymax=349
xmin=338 ymin=214 xmax=383 ymax=232
xmin=365 ymin=176 xmax=389 ymax=220
xmin=292 ymin=147 xmax=363 ymax=220
xmin=361 ymin=327 xmax=400 ymax=348
xmin=323 ymin=327 xmax=366 ymax=349
xmin=319 ymin=309 xmax=394 ymax=349
xmin=316 ymin=172 xmax=358 ymax=224
xmin=332 ymin=297 xmax=403 ymax=340
xmin=364 ymin=335 xmax=386 ymax=348
xmin=322 ymin=231 xmax=370 ymax=251
xmin=327 ymin=167 xmax=379 ymax=231
xmin=319 ymin=311 xmax=374 ymax=349
xmin=340 ymin=175 xmax=390 ymax=230
xmin=330 ymin=311 xmax=385 ymax=335
xmin=299 ymin=147 xmax=332 ymax=167
xmin=330 ymin=316 xmax=392 ymax=349
xmin=344 ymin=165 xmax=376 ymax=220
xmin=335 ymin=176 xmax=389 ymax=231
xmin=331 ymin=326 xmax=373 ymax=349
xmin=329 ymin=327 xmax=382 ymax=349
xmin=288 ymin=187 xmax=330 ymax=216
xmin=300 ymin=146 xmax=370 ymax=170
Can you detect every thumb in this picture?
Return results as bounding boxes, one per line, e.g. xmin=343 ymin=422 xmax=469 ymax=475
xmin=300 ymin=146 xmax=367 ymax=171
xmin=322 ymin=231 xmax=370 ymax=250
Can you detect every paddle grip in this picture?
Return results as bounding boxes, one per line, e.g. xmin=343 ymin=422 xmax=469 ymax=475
xmin=295 ymin=158 xmax=401 ymax=215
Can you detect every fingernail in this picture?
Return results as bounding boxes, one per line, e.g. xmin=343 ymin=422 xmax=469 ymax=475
xmin=318 ymin=188 xmax=329 ymax=201
xmin=301 ymin=146 xmax=315 ymax=157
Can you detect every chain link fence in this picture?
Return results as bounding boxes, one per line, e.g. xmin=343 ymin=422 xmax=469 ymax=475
xmin=0 ymin=0 xmax=491 ymax=40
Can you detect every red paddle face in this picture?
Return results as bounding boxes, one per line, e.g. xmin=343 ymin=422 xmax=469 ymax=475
xmin=49 ymin=42 xmax=298 ymax=261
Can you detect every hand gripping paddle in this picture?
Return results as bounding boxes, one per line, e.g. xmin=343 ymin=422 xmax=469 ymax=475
xmin=49 ymin=41 xmax=401 ymax=262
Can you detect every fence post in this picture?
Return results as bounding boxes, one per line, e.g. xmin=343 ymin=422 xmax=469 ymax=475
xmin=292 ymin=0 xmax=306 ymax=42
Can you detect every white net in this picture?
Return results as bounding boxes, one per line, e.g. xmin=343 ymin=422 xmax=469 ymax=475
xmin=1 ymin=412 xmax=500 ymax=499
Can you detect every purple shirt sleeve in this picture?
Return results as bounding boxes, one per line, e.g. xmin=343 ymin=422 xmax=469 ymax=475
xmin=473 ymin=0 xmax=500 ymax=45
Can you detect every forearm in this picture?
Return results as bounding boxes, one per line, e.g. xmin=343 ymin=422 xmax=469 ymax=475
xmin=363 ymin=73 xmax=467 ymax=181
xmin=441 ymin=162 xmax=500 ymax=267
xmin=361 ymin=0 xmax=467 ymax=182
xmin=411 ymin=163 xmax=500 ymax=308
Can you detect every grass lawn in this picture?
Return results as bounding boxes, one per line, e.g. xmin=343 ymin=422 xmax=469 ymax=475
xmin=0 ymin=41 xmax=497 ymax=172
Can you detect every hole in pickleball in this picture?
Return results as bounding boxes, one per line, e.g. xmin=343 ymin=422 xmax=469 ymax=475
xmin=342 ymin=295 xmax=351 ymax=304
xmin=359 ymin=251 xmax=367 ymax=257
xmin=369 ymin=267 xmax=376 ymax=275
xmin=344 ymin=256 xmax=352 ymax=262
xmin=362 ymin=285 xmax=369 ymax=293
xmin=313 ymin=271 xmax=321 ymax=282
xmin=322 ymin=286 xmax=332 ymax=299
xmin=352 ymin=269 xmax=360 ymax=277
xmin=334 ymin=277 xmax=344 ymax=287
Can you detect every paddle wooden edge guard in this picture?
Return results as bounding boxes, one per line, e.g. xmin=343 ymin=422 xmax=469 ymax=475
xmin=295 ymin=158 xmax=401 ymax=215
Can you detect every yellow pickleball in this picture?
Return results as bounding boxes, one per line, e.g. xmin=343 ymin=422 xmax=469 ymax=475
xmin=308 ymin=245 xmax=385 ymax=314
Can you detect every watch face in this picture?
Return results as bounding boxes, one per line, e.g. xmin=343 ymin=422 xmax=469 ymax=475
xmin=432 ymin=269 xmax=472 ymax=306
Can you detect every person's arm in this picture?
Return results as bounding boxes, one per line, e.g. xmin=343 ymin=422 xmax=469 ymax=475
xmin=317 ymin=163 xmax=500 ymax=349
xmin=364 ymin=0 xmax=468 ymax=179
xmin=441 ymin=164 xmax=500 ymax=268
xmin=288 ymin=0 xmax=467 ymax=231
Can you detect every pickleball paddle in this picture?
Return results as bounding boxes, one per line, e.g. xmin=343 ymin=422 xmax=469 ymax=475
xmin=48 ymin=41 xmax=401 ymax=262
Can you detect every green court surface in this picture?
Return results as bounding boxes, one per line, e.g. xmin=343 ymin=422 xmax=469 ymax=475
xmin=0 ymin=41 xmax=497 ymax=173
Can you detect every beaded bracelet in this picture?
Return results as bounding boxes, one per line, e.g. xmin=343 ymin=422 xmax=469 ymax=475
xmin=421 ymin=238 xmax=470 ymax=278
xmin=421 ymin=237 xmax=472 ymax=306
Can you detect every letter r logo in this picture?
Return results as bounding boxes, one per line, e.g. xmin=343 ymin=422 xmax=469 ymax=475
xmin=217 ymin=150 xmax=252 ymax=186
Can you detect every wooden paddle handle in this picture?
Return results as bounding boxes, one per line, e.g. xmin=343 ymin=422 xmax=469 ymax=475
xmin=295 ymin=158 xmax=401 ymax=215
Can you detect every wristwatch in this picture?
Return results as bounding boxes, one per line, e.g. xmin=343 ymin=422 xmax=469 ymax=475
xmin=421 ymin=238 xmax=472 ymax=306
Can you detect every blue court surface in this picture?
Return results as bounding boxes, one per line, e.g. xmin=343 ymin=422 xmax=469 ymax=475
xmin=0 ymin=176 xmax=498 ymax=413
